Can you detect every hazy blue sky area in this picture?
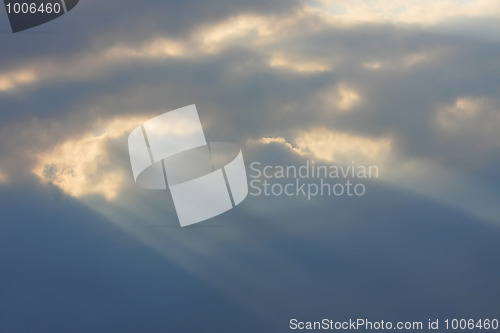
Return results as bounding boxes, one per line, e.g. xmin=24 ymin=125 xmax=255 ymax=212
xmin=0 ymin=0 xmax=499 ymax=332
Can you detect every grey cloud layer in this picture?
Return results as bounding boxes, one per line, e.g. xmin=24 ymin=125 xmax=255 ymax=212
xmin=2 ymin=11 xmax=499 ymax=185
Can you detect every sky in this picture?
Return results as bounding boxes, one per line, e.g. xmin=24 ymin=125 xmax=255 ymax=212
xmin=0 ymin=0 xmax=499 ymax=332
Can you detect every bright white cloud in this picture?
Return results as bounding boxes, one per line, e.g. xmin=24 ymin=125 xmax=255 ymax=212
xmin=253 ymin=128 xmax=392 ymax=165
xmin=32 ymin=115 xmax=148 ymax=200
xmin=309 ymin=0 xmax=500 ymax=25
xmin=294 ymin=128 xmax=392 ymax=164
xmin=251 ymin=137 xmax=308 ymax=157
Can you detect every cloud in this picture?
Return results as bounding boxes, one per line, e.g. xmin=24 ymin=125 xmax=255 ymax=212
xmin=360 ymin=47 xmax=450 ymax=74
xmin=328 ymin=84 xmax=362 ymax=111
xmin=0 ymin=69 xmax=38 ymax=92
xmin=294 ymin=128 xmax=392 ymax=164
xmin=0 ymin=37 xmax=188 ymax=92
xmin=434 ymin=96 xmax=500 ymax=151
xmin=268 ymin=53 xmax=330 ymax=73
xmin=32 ymin=115 xmax=148 ymax=200
xmin=0 ymin=0 xmax=497 ymax=224
xmin=197 ymin=14 xmax=274 ymax=53
xmin=104 ymin=38 xmax=187 ymax=60
xmin=0 ymin=3 xmax=474 ymax=95
xmin=0 ymin=9 xmax=317 ymax=91
xmin=436 ymin=97 xmax=498 ymax=129
xmin=252 ymin=128 xmax=392 ymax=165
xmin=363 ymin=61 xmax=383 ymax=70
xmin=1 ymin=16 xmax=269 ymax=91
xmin=0 ymin=170 xmax=7 ymax=184
xmin=0 ymin=1 xmax=499 ymax=331
xmin=310 ymin=0 xmax=500 ymax=25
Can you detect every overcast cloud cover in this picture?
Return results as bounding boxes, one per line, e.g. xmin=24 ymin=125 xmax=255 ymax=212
xmin=0 ymin=0 xmax=499 ymax=332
